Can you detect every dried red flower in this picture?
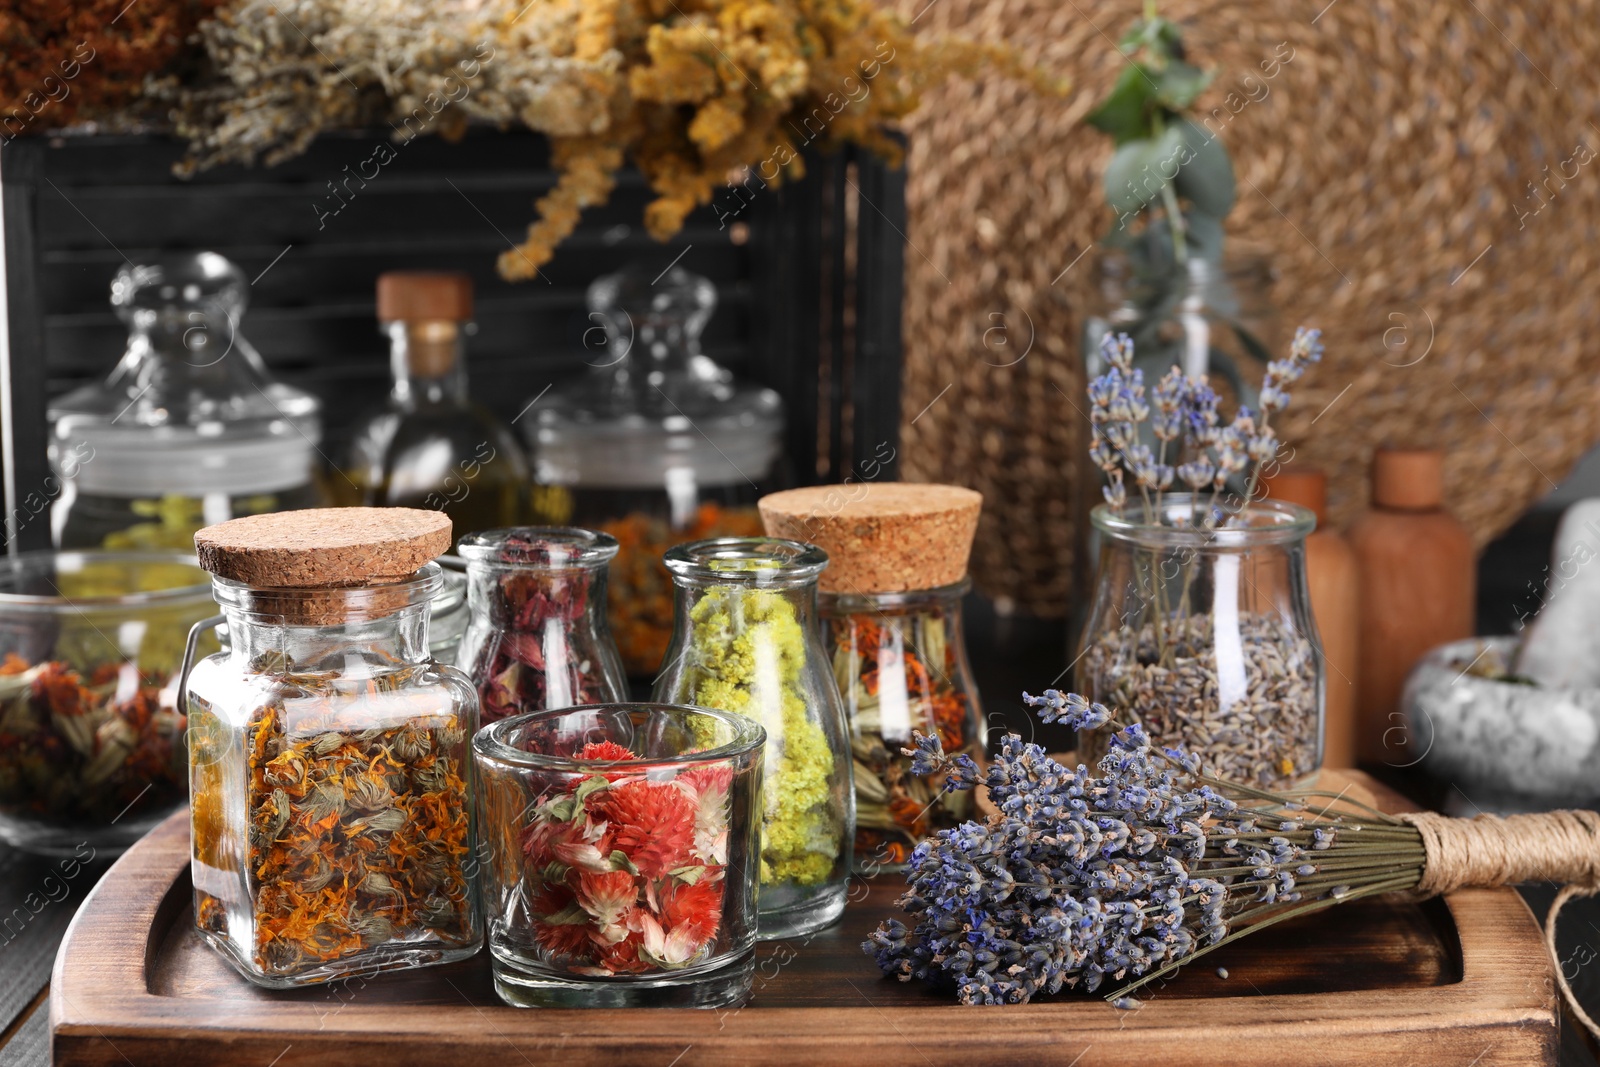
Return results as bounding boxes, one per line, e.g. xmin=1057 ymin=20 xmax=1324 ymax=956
xmin=588 ymin=779 xmax=698 ymax=879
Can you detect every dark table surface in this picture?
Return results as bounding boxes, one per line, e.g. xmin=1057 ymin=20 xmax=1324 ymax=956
xmin=6 ymin=520 xmax=1600 ymax=1065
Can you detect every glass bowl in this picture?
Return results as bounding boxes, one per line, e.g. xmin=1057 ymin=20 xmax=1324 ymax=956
xmin=0 ymin=550 xmax=215 ymax=855
xmin=474 ymin=703 xmax=764 ymax=1008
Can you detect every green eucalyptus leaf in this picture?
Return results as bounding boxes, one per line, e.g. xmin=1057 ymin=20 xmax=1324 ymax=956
xmin=1086 ymin=65 xmax=1159 ymax=145
xmin=1172 ymin=119 xmax=1235 ymax=217
xmin=1154 ymin=60 xmax=1213 ymax=110
xmin=1184 ymin=210 xmax=1225 ymax=263
xmin=1105 ymin=124 xmax=1186 ymax=216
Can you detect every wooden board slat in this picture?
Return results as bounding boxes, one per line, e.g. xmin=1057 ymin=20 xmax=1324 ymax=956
xmin=50 ymin=771 xmax=1558 ymax=1066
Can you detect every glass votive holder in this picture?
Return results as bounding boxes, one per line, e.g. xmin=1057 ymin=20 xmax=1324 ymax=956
xmin=474 ymin=702 xmax=765 ymax=1008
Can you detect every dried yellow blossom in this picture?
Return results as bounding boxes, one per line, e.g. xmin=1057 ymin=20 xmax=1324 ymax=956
xmin=174 ymin=0 xmax=1067 ymax=280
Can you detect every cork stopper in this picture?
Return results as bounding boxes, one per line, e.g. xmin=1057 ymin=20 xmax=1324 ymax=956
xmin=195 ymin=508 xmax=452 ymax=587
xmin=1371 ymin=448 xmax=1444 ymax=511
xmin=1263 ymin=467 xmax=1328 ymax=522
xmin=376 ymin=272 xmax=473 ymax=323
xmin=758 ymin=483 xmax=982 ymax=594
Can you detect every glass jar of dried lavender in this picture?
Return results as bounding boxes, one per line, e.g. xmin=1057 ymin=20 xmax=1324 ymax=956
xmin=182 ymin=508 xmax=482 ymax=987
xmin=652 ymin=537 xmax=853 ymax=939
xmin=1076 ymin=495 xmax=1324 ymax=790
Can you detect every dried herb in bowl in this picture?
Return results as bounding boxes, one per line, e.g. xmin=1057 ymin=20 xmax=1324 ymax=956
xmin=0 ymin=551 xmax=217 ymax=855
xmin=0 ymin=655 xmax=184 ymax=827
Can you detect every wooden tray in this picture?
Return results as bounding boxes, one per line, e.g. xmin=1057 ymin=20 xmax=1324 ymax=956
xmin=51 ymin=771 xmax=1557 ymax=1066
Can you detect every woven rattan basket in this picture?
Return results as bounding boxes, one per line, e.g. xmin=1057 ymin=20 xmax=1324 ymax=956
xmin=894 ymin=0 xmax=1600 ymax=616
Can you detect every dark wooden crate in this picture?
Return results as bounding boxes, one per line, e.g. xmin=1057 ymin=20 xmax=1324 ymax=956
xmin=0 ymin=130 xmax=905 ymax=551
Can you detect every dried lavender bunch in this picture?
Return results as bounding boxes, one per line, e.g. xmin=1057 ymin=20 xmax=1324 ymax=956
xmin=1088 ymin=327 xmax=1323 ymax=521
xmin=862 ymin=689 xmax=1426 ymax=1006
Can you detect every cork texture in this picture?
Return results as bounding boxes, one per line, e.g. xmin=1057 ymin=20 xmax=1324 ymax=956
xmin=194 ymin=508 xmax=452 ymax=588
xmin=759 ymin=483 xmax=982 ymax=593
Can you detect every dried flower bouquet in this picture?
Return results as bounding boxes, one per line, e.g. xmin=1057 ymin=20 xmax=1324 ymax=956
xmin=155 ymin=0 xmax=1067 ymax=280
xmin=866 ymin=690 xmax=1600 ymax=1030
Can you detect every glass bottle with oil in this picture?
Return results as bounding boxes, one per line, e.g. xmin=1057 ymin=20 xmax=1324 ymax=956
xmin=340 ymin=272 xmax=528 ymax=540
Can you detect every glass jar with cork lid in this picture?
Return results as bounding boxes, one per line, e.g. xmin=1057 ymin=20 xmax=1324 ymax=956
xmin=340 ymin=272 xmax=529 ymax=541
xmin=181 ymin=507 xmax=482 ymax=987
xmin=761 ymin=484 xmax=986 ymax=874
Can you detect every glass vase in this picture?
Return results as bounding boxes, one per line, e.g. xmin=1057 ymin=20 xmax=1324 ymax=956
xmin=475 ymin=703 xmax=764 ymax=1008
xmin=1075 ymin=496 xmax=1324 ymax=790
xmin=652 ymin=538 xmax=853 ymax=938
xmin=455 ymin=527 xmax=627 ymax=721
xmin=820 ymin=579 xmax=985 ymax=873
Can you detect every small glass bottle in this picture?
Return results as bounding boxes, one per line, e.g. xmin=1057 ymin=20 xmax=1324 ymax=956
xmin=183 ymin=508 xmax=482 ymax=987
xmin=342 ymin=272 xmax=529 ymax=541
xmin=456 ymin=527 xmax=627 ymax=722
xmin=760 ymin=483 xmax=986 ymax=873
xmin=49 ymin=252 xmax=322 ymax=550
xmin=524 ymin=262 xmax=783 ymax=678
xmin=652 ymin=538 xmax=852 ymax=939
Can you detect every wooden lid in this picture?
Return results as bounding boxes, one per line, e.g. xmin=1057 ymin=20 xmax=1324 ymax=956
xmin=376 ymin=272 xmax=473 ymax=322
xmin=1263 ymin=467 xmax=1327 ymax=522
xmin=758 ymin=483 xmax=982 ymax=594
xmin=194 ymin=508 xmax=452 ymax=588
xmin=1371 ymin=448 xmax=1444 ymax=510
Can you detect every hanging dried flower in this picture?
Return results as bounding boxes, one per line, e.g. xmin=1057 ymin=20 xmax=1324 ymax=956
xmin=166 ymin=0 xmax=1066 ymax=279
xmin=0 ymin=0 xmax=220 ymax=138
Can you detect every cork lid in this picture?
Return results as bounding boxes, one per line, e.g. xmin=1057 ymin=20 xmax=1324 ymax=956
xmin=758 ymin=483 xmax=982 ymax=594
xmin=1371 ymin=448 xmax=1444 ymax=510
xmin=194 ymin=508 xmax=452 ymax=588
xmin=1263 ymin=467 xmax=1327 ymax=522
xmin=376 ymin=272 xmax=473 ymax=323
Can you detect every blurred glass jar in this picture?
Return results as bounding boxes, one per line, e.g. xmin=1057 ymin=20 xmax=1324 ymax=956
xmin=456 ymin=527 xmax=627 ymax=722
xmin=523 ymin=262 xmax=783 ymax=678
xmin=653 ymin=538 xmax=852 ymax=938
xmin=475 ymin=703 xmax=764 ymax=1008
xmin=0 ymin=550 xmax=215 ymax=855
xmin=822 ymin=580 xmax=984 ymax=872
xmin=49 ymin=252 xmax=322 ymax=551
xmin=428 ymin=565 xmax=470 ymax=663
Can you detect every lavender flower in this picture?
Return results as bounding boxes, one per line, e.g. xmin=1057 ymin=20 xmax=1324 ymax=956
xmin=1152 ymin=367 xmax=1187 ymax=443
xmin=1085 ymin=329 xmax=1323 ymax=520
xmin=865 ymin=686 xmax=1424 ymax=1007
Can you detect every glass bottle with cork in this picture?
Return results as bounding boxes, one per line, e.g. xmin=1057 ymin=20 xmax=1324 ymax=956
xmin=341 ymin=272 xmax=529 ymax=541
xmin=181 ymin=507 xmax=482 ymax=987
xmin=760 ymin=483 xmax=987 ymax=873
xmin=49 ymin=252 xmax=322 ymax=550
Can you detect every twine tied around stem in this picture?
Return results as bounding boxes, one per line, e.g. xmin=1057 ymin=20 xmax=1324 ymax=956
xmin=1402 ymin=809 xmax=1600 ymax=1041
